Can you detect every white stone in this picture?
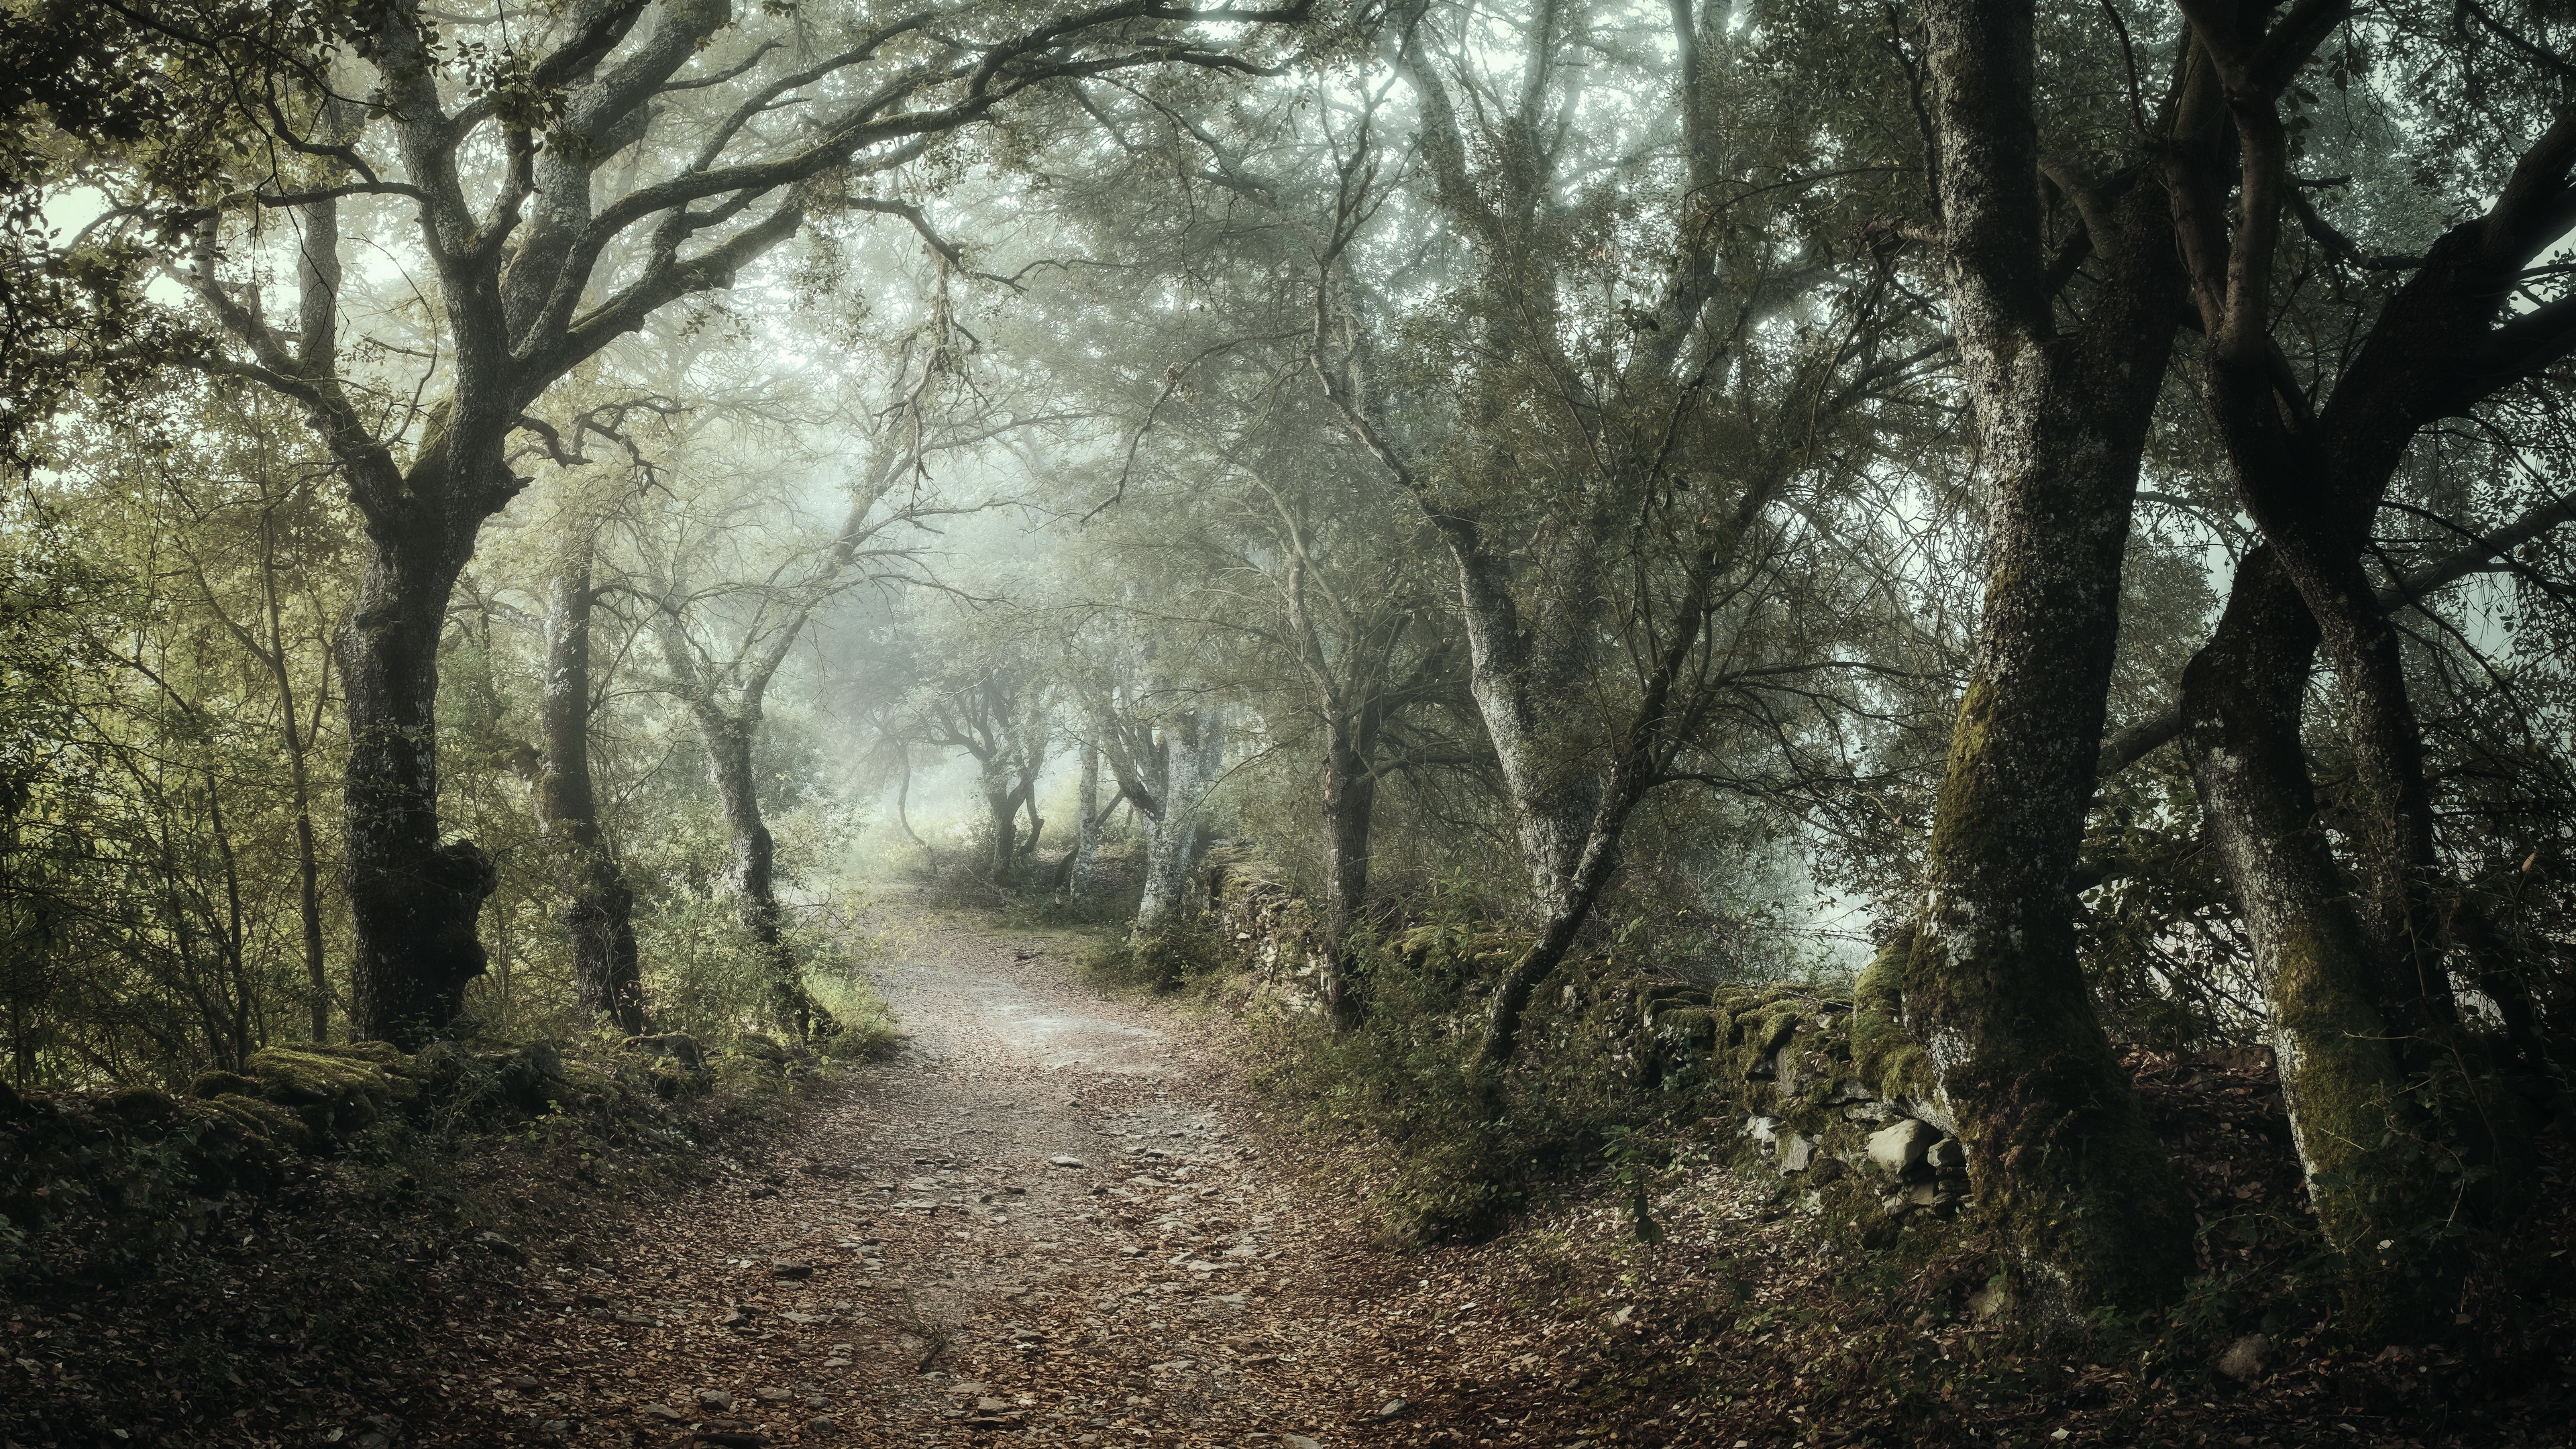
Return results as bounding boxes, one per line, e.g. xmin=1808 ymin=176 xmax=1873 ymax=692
xmin=1867 ymin=1119 xmax=1937 ymax=1175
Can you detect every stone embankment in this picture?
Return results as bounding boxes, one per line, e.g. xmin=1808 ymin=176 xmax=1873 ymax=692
xmin=1204 ymin=859 xmax=1971 ymax=1224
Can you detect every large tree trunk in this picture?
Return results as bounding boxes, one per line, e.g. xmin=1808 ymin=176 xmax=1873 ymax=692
xmin=341 ymin=532 xmax=498 ymax=1049
xmin=2179 ymin=547 xmax=2463 ymax=1337
xmin=1902 ymin=0 xmax=2194 ymax=1313
xmin=1318 ymin=715 xmax=1375 ymax=1029
xmin=536 ymin=536 xmax=645 ymax=1035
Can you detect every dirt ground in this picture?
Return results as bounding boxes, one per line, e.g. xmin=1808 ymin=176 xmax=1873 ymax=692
xmin=358 ymin=900 xmax=2575 ymax=1449
xmin=421 ymin=903 xmax=1450 ymax=1448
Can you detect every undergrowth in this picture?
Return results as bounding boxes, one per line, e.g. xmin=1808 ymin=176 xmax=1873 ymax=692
xmin=1242 ymin=926 xmax=1719 ymax=1244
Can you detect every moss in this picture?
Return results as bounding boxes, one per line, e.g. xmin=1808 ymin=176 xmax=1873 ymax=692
xmin=244 ymin=1046 xmax=397 ymax=1138
xmin=1649 ymin=1005 xmax=1719 ymax=1051
xmin=189 ymin=1071 xmax=263 ymax=1099
xmin=2263 ymin=919 xmax=2468 ymax=1340
xmin=205 ymin=1092 xmax=311 ymax=1153
xmin=1850 ymin=932 xmax=1931 ymax=1102
xmin=102 ymin=1086 xmax=177 ymax=1125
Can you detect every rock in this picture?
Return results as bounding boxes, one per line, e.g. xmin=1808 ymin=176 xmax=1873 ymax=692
xmin=1378 ymin=1397 xmax=1410 ymax=1418
xmin=1866 ymin=1119 xmax=1937 ymax=1175
xmin=754 ymin=1387 xmax=795 ymax=1401
xmin=770 ymin=1258 xmax=814 ymax=1279
xmin=1776 ymin=1132 xmax=1816 ymax=1173
xmin=637 ymin=1403 xmax=684 ymax=1421
xmin=696 ymin=1387 xmax=736 ymax=1411
xmin=2214 ymin=1333 xmax=2271 ymax=1381
xmin=1925 ymin=1136 xmax=1966 ymax=1172
xmin=1049 ymin=1155 xmax=1087 ymax=1169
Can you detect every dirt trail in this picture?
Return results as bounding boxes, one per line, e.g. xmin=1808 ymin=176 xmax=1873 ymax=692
xmin=480 ymin=904 xmax=1435 ymax=1448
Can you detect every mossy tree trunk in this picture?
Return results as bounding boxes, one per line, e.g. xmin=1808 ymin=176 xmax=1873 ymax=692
xmin=696 ymin=711 xmax=825 ymax=1040
xmin=2152 ymin=11 xmax=2576 ymax=1322
xmin=535 ymin=530 xmax=644 ymax=1036
xmin=2180 ymin=548 xmax=2464 ymax=1336
xmin=1905 ymin=0 xmax=2195 ymax=1312
xmin=340 ymin=472 xmax=505 ymax=1050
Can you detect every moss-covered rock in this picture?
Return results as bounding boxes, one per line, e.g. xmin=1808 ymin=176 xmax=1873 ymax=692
xmin=204 ymin=1092 xmax=311 ymax=1155
xmin=244 ymin=1046 xmax=398 ymax=1140
xmin=189 ymin=1070 xmax=264 ymax=1099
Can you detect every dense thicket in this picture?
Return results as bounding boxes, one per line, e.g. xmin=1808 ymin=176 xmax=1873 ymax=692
xmin=3 ymin=0 xmax=2573 ymax=1344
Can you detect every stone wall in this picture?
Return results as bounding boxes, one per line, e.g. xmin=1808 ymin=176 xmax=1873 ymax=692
xmin=1204 ymin=861 xmax=1968 ymax=1223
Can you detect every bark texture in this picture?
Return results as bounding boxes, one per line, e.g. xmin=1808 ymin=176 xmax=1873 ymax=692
xmin=340 ymin=482 xmax=504 ymax=1049
xmin=1132 ymin=714 xmax=1222 ymax=934
xmin=2178 ymin=549 xmax=2455 ymax=1336
xmin=1905 ymin=0 xmax=2193 ymax=1311
xmin=1071 ymin=740 xmax=1101 ymax=899
xmin=536 ymin=535 xmax=643 ymax=1034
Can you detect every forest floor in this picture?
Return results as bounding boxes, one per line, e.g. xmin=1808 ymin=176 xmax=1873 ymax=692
xmin=170 ymin=895 xmax=2571 ymax=1449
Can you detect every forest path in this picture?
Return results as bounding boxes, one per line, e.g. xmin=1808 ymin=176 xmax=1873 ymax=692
xmin=496 ymin=897 xmax=1430 ymax=1449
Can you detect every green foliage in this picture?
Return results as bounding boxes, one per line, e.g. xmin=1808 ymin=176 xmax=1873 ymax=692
xmin=1246 ymin=926 xmax=1710 ymax=1244
xmin=1079 ymin=916 xmax=1230 ymax=994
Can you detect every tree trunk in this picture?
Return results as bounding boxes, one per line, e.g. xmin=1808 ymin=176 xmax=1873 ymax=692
xmin=536 ymin=537 xmax=645 ymax=1035
xmin=256 ymin=508 xmax=333 ymax=1044
xmin=1072 ymin=740 xmax=1100 ymax=898
xmin=2180 ymin=547 xmax=2464 ymax=1337
xmin=1904 ymin=0 xmax=2194 ymax=1313
xmin=293 ymin=806 xmax=326 ymax=1041
xmin=341 ymin=534 xmax=497 ymax=1049
xmin=1134 ymin=714 xmax=1220 ymax=934
xmin=1318 ymin=716 xmax=1375 ymax=1029
xmin=984 ymin=780 xmax=1022 ymax=881
xmin=698 ymin=712 xmax=826 ymax=1040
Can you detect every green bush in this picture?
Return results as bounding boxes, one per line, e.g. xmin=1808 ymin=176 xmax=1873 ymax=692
xmin=1246 ymin=924 xmax=1705 ymax=1243
xmin=1078 ymin=916 xmax=1229 ymax=992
